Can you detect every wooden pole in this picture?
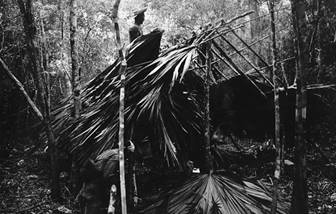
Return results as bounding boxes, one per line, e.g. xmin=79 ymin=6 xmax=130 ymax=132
xmin=118 ymin=60 xmax=127 ymax=214
xmin=268 ymin=1 xmax=281 ymax=213
xmin=111 ymin=1 xmax=127 ymax=213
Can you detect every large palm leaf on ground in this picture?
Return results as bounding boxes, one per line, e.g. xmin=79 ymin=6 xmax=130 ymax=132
xmin=141 ymin=174 xmax=288 ymax=214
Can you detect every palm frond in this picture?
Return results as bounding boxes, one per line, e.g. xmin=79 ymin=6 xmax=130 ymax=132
xmin=141 ymin=174 xmax=289 ymax=214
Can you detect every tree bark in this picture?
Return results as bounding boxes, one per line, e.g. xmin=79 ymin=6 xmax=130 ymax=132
xmin=290 ymin=0 xmax=309 ymax=213
xmin=268 ymin=1 xmax=281 ymax=213
xmin=70 ymin=0 xmax=81 ymax=118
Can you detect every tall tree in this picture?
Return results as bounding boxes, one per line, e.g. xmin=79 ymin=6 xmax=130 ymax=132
xmin=290 ymin=0 xmax=309 ymax=213
xmin=17 ymin=0 xmax=60 ymax=200
xmin=70 ymin=0 xmax=80 ymax=118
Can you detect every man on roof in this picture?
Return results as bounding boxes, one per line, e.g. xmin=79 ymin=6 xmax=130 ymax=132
xmin=129 ymin=8 xmax=146 ymax=42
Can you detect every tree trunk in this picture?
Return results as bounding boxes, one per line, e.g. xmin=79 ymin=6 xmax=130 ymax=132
xmin=290 ymin=0 xmax=309 ymax=213
xmin=111 ymin=1 xmax=128 ymax=213
xmin=268 ymin=1 xmax=281 ymax=213
xmin=204 ymin=42 xmax=213 ymax=173
xmin=58 ymin=0 xmax=72 ymax=97
xmin=70 ymin=0 xmax=81 ymax=118
xmin=17 ymin=0 xmax=60 ymax=201
xmin=17 ymin=0 xmax=44 ymax=114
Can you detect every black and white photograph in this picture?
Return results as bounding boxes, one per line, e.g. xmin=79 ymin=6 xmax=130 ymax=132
xmin=1 ymin=0 xmax=336 ymax=213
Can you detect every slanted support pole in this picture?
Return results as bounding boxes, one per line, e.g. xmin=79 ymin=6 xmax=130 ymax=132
xmin=228 ymin=26 xmax=270 ymax=67
xmin=211 ymin=40 xmax=266 ymax=97
xmin=218 ymin=32 xmax=274 ymax=87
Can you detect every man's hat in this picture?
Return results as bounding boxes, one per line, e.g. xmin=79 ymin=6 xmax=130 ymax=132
xmin=133 ymin=8 xmax=147 ymax=17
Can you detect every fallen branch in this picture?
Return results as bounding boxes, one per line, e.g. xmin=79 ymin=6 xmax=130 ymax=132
xmin=0 ymin=58 xmax=44 ymax=121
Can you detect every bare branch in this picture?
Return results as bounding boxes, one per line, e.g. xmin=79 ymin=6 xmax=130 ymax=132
xmin=0 ymin=58 xmax=44 ymax=121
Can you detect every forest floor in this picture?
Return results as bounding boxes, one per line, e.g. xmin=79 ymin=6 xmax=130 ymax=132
xmin=0 ymin=140 xmax=79 ymax=214
xmin=1 ymin=139 xmax=336 ymax=214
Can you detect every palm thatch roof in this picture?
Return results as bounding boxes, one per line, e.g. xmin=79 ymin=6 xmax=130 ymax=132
xmin=47 ymin=10 xmax=336 ymax=214
xmin=50 ymin=13 xmax=296 ymax=214
xmin=53 ymin=15 xmax=278 ymax=166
